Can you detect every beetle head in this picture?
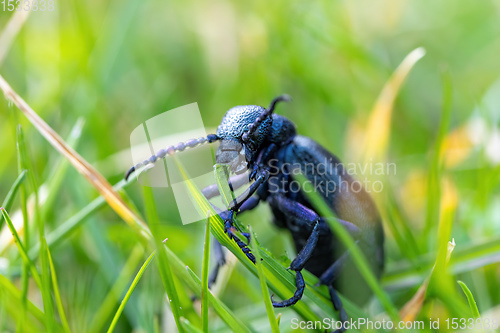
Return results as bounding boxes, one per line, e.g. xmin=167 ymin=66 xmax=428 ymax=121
xmin=215 ymin=95 xmax=290 ymax=174
xmin=216 ymin=105 xmax=271 ymax=174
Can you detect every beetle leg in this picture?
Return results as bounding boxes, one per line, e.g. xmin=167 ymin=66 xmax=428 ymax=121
xmin=223 ymin=213 xmax=256 ymax=264
xmin=202 ymin=196 xmax=261 ymax=295
xmin=224 ymin=196 xmax=260 ymax=263
xmin=328 ymin=217 xmax=361 ymax=238
xmin=329 ymin=286 xmax=348 ymax=333
xmin=202 ymin=169 xmax=269 ymax=277
xmin=267 ymin=194 xmax=323 ymax=307
xmin=201 ymin=169 xmax=262 ymax=263
xmin=223 ymin=170 xmax=269 ymax=262
xmin=313 ymin=220 xmax=364 ymax=286
xmin=289 ymin=221 xmax=320 ymax=271
xmin=208 ymin=239 xmax=226 ymax=289
xmin=221 ymin=196 xmax=261 ymax=264
xmin=271 ymin=271 xmax=305 ymax=308
xmin=228 ymin=233 xmax=256 ymax=264
xmin=202 ymin=172 xmax=249 ymax=199
xmin=271 ymin=222 xmax=319 ymax=307
xmin=250 ymin=143 xmax=277 ymax=181
xmin=316 ymin=251 xmax=349 ymax=286
xmin=228 ymin=169 xmax=269 ymax=211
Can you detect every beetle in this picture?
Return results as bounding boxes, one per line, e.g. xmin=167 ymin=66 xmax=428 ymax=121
xmin=125 ymin=95 xmax=384 ymax=331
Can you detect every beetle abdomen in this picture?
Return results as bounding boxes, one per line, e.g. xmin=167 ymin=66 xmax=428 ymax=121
xmin=285 ymin=135 xmax=381 ymax=230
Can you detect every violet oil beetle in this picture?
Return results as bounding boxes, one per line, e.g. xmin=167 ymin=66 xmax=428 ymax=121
xmin=125 ymin=96 xmax=384 ymax=331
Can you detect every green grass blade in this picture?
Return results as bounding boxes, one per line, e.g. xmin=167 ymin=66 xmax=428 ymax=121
xmin=0 ymin=274 xmax=45 ymax=329
xmin=384 ymin=235 xmax=500 ymax=289
xmin=41 ymin=118 xmax=85 ymax=221
xmin=142 ymin=185 xmax=187 ymax=333
xmin=0 ymin=169 xmax=26 ymax=229
xmin=107 ymin=251 xmax=156 ymax=333
xmin=429 ymin=181 xmax=469 ymax=317
xmin=250 ymin=227 xmax=280 ymax=333
xmin=292 ymin=173 xmax=399 ymax=321
xmin=214 ymin=164 xmax=236 ymax=208
xmin=16 ymin=125 xmax=31 ymax=333
xmin=0 ymin=208 xmax=62 ymax=331
xmin=155 ymin=244 xmax=186 ymax=333
xmin=28 ymin=179 xmax=133 ymax=259
xmin=385 ymin=186 xmax=420 ymax=259
xmin=40 ymin=239 xmax=56 ymax=332
xmin=89 ymin=245 xmax=144 ymax=333
xmin=186 ymin=266 xmax=252 ymax=333
xmin=45 ymin=238 xmax=72 ymax=333
xmin=424 ymin=71 xmax=452 ymax=245
xmin=1 ymin=207 xmax=42 ymax=288
xmin=201 ymin=216 xmax=211 ymax=333
xmin=181 ymin=318 xmax=204 ymax=333
xmin=123 ymin=178 xmax=244 ymax=332
xmin=16 ymin=125 xmax=42 ymax=243
xmin=457 ymin=281 xmax=480 ymax=319
xmin=16 ymin=125 xmax=55 ymax=330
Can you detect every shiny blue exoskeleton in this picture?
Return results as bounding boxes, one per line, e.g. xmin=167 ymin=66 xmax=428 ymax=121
xmin=125 ymin=96 xmax=384 ymax=332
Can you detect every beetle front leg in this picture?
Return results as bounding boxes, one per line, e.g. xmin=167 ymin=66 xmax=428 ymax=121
xmin=223 ymin=211 xmax=256 ymax=264
xmin=249 ymin=143 xmax=277 ymax=181
xmin=214 ymin=169 xmax=268 ymax=264
xmin=204 ymin=168 xmax=269 ymax=268
xmin=228 ymin=169 xmax=269 ymax=211
xmin=194 ymin=196 xmax=260 ymax=303
xmin=220 ymin=196 xmax=261 ymax=264
xmin=202 ymin=172 xmax=250 ymax=200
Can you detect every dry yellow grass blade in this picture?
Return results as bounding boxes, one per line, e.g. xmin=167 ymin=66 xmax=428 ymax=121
xmin=360 ymin=47 xmax=426 ymax=162
xmin=0 ymin=10 xmax=30 ymax=65
xmin=0 ymin=75 xmax=151 ymax=240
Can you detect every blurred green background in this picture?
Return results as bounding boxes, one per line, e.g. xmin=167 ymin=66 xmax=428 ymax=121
xmin=1 ymin=0 xmax=500 ymax=332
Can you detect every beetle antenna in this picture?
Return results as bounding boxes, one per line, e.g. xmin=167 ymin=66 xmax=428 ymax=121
xmin=242 ymin=94 xmax=291 ymax=142
xmin=267 ymin=94 xmax=291 ymax=114
xmin=125 ymin=134 xmax=219 ymax=180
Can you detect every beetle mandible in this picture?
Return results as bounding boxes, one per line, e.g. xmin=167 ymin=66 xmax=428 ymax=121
xmin=125 ymin=96 xmax=384 ymax=331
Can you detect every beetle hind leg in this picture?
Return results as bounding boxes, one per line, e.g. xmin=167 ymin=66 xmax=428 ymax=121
xmin=271 ymin=270 xmax=305 ymax=307
xmin=208 ymin=239 xmax=227 ymax=289
xmin=267 ymin=194 xmax=322 ymax=307
xmin=328 ymin=286 xmax=348 ymax=333
xmin=270 ymin=219 xmax=319 ymax=307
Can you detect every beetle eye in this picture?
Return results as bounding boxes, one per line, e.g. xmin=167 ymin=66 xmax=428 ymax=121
xmin=245 ymin=140 xmax=256 ymax=151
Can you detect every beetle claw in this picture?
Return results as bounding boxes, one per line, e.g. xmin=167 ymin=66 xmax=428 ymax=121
xmin=271 ymin=271 xmax=305 ymax=308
